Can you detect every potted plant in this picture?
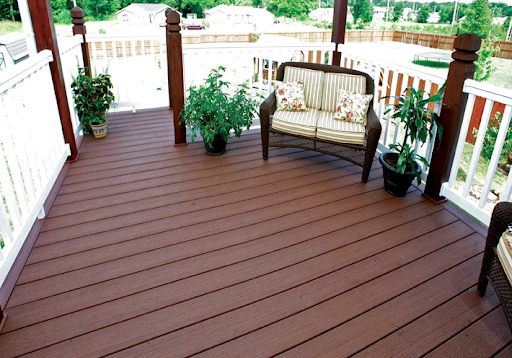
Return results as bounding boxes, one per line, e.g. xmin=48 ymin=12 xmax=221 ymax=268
xmin=379 ymin=85 xmax=445 ymax=196
xmin=180 ymin=66 xmax=260 ymax=155
xmin=71 ymin=67 xmax=115 ymax=139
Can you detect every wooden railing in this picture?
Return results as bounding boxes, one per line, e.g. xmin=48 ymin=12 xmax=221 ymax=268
xmin=59 ymin=35 xmax=84 ymax=138
xmin=0 ymin=50 xmax=70 ymax=286
xmin=339 ymin=48 xmax=446 ymax=182
xmin=441 ymin=79 xmax=512 ymax=226
xmin=87 ymin=35 xmax=167 ymax=61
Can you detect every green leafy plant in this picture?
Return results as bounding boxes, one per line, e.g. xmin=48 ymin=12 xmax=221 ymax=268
xmin=180 ymin=66 xmax=260 ymax=147
xmin=385 ymin=85 xmax=445 ymax=183
xmin=71 ymin=67 xmax=115 ymax=135
xmin=473 ymin=111 xmax=512 ymax=163
xmin=474 ymin=37 xmax=500 ymax=82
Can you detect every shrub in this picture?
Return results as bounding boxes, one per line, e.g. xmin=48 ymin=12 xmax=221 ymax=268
xmin=473 ymin=111 xmax=512 ymax=163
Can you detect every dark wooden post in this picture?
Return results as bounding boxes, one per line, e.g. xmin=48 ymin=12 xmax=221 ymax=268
xmin=166 ymin=9 xmax=187 ymax=145
xmin=0 ymin=304 xmax=6 ymax=332
xmin=424 ymin=33 xmax=481 ymax=203
xmin=331 ymin=0 xmax=348 ymax=66
xmin=28 ymin=0 xmax=78 ymax=161
xmin=70 ymin=6 xmax=92 ymax=78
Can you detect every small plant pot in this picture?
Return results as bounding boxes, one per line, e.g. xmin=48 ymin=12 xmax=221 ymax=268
xmin=204 ymin=136 xmax=227 ymax=156
xmin=379 ymin=152 xmax=421 ymax=197
xmin=90 ymin=121 xmax=107 ymax=139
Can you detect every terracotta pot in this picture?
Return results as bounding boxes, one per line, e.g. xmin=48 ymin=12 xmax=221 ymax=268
xmin=90 ymin=121 xmax=107 ymax=139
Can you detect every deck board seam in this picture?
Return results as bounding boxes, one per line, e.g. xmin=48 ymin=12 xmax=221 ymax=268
xmin=33 ymin=171 xmax=384 ymax=250
xmin=50 ymin=152 xmax=339 ymax=212
xmin=5 ymin=210 xmax=467 ymax=354
xmin=92 ymin=225 xmax=479 ymax=358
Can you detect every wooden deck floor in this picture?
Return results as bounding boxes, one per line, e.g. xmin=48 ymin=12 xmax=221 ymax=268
xmin=0 ymin=107 xmax=511 ymax=357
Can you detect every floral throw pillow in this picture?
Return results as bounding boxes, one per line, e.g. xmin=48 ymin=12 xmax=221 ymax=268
xmin=334 ymin=90 xmax=373 ymax=126
xmin=274 ymin=81 xmax=308 ymax=111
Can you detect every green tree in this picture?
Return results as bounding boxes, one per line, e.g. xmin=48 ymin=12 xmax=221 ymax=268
xmin=474 ymin=37 xmax=500 ymax=81
xmin=392 ymin=2 xmax=404 ymax=22
xmin=417 ymin=4 xmax=430 ymax=23
xmin=266 ymin=0 xmax=315 ymax=18
xmin=461 ymin=0 xmax=492 ymax=39
xmin=351 ymin=0 xmax=373 ymax=24
xmin=439 ymin=3 xmax=454 ymax=24
xmin=0 ymin=0 xmax=19 ymax=21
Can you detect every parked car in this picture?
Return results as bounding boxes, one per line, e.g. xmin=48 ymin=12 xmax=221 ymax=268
xmin=182 ymin=23 xmax=205 ymax=30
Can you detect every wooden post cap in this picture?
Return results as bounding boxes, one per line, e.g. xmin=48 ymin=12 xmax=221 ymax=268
xmin=70 ymin=6 xmax=85 ymax=19
xmin=454 ymin=33 xmax=481 ymax=52
xmin=452 ymin=33 xmax=481 ymax=62
xmin=166 ymin=9 xmax=181 ymax=24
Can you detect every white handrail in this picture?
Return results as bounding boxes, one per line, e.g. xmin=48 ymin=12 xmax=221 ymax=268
xmin=441 ymin=79 xmax=512 ymax=226
xmin=0 ymin=50 xmax=70 ymax=286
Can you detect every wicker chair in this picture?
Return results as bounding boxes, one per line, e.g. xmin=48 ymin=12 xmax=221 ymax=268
xmin=477 ymin=202 xmax=512 ymax=331
xmin=260 ymin=62 xmax=382 ymax=183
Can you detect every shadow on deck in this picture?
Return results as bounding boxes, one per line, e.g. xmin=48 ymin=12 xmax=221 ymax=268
xmin=0 ymin=107 xmax=511 ymax=357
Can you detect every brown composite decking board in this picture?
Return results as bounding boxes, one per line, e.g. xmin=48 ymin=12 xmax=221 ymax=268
xmin=0 ymin=107 xmax=509 ymax=357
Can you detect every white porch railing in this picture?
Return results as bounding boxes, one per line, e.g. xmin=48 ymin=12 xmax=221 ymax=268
xmin=441 ymin=79 xmax=512 ymax=226
xmin=59 ymin=35 xmax=84 ymax=139
xmin=182 ymin=42 xmax=335 ymax=101
xmin=0 ymin=50 xmax=70 ymax=287
xmin=338 ymin=49 xmax=446 ymax=182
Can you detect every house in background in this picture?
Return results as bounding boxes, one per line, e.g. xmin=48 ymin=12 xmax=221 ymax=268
xmin=116 ymin=3 xmax=181 ymax=25
xmin=205 ymin=5 xmax=274 ymax=28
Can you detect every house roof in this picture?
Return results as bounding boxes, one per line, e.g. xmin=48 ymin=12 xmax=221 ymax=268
xmin=205 ymin=5 xmax=273 ymax=17
xmin=117 ymin=3 xmax=180 ymax=15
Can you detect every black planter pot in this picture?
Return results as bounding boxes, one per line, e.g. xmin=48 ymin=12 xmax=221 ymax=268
xmin=379 ymin=152 xmax=421 ymax=197
xmin=204 ymin=136 xmax=227 ymax=156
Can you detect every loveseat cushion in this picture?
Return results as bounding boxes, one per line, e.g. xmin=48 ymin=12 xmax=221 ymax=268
xmin=283 ymin=67 xmax=324 ymax=110
xmin=498 ymin=230 xmax=512 ymax=284
xmin=321 ymin=73 xmax=367 ymax=112
xmin=274 ymin=81 xmax=307 ymax=111
xmin=272 ymin=109 xmax=320 ymax=137
xmin=316 ymin=111 xmax=366 ymax=145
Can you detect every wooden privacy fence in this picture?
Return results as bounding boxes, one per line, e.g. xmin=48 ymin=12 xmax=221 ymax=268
xmin=87 ymin=30 xmax=512 ymax=60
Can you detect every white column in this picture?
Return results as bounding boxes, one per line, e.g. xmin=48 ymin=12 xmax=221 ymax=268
xmin=17 ymin=0 xmax=37 ymax=55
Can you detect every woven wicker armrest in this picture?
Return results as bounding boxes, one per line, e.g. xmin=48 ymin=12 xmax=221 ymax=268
xmin=477 ymin=201 xmax=512 ymax=332
xmin=260 ymin=91 xmax=276 ymax=132
xmin=366 ymin=106 xmax=381 ymax=141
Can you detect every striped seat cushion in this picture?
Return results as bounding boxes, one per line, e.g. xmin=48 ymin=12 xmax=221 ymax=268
xmin=283 ymin=67 xmax=324 ymax=110
xmin=498 ymin=230 xmax=512 ymax=284
xmin=321 ymin=73 xmax=367 ymax=112
xmin=316 ymin=111 xmax=366 ymax=145
xmin=272 ymin=109 xmax=320 ymax=137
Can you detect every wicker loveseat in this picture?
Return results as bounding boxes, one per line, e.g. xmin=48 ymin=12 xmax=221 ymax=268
xmin=478 ymin=202 xmax=512 ymax=332
xmin=260 ymin=62 xmax=382 ymax=183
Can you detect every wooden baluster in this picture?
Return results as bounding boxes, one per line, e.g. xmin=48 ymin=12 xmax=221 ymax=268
xmin=166 ymin=9 xmax=187 ymax=146
xmin=70 ymin=7 xmax=91 ymax=78
xmin=29 ymin=0 xmax=78 ymax=161
xmin=424 ymin=33 xmax=481 ymax=203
